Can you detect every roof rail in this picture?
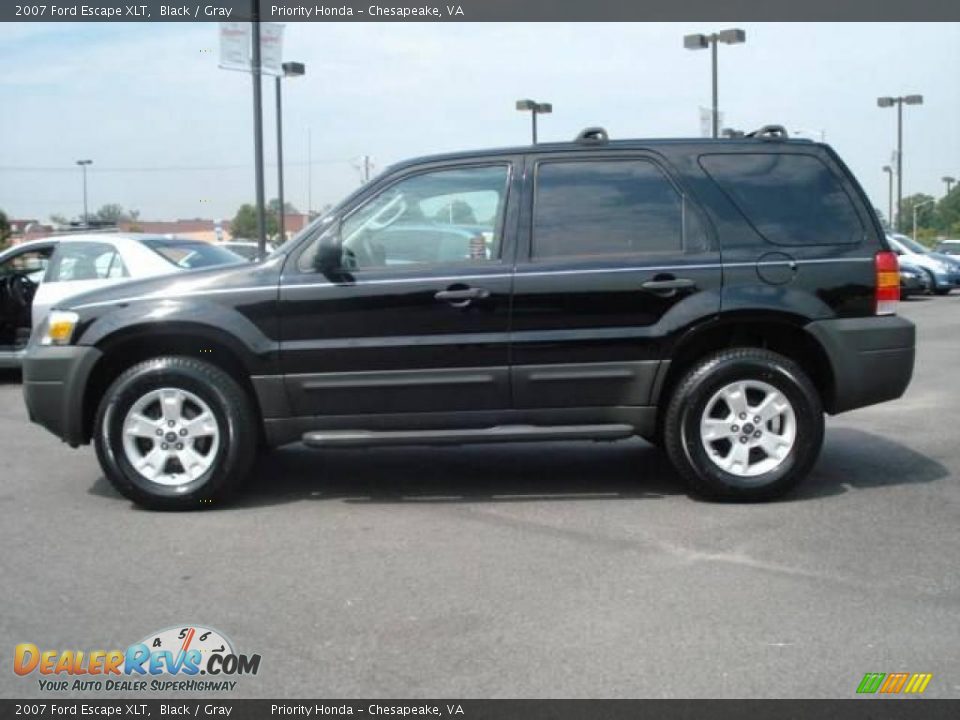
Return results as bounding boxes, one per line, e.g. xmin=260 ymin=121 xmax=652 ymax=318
xmin=575 ymin=127 xmax=609 ymax=145
xmin=745 ymin=125 xmax=789 ymax=140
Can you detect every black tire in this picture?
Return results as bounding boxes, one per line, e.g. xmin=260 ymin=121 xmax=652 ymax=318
xmin=921 ymin=269 xmax=937 ymax=295
xmin=934 ymin=288 xmax=950 ymax=296
xmin=94 ymin=356 xmax=258 ymax=510
xmin=663 ymin=348 xmax=824 ymax=502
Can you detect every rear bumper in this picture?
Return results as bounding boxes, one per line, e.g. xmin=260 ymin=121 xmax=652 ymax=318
xmin=22 ymin=345 xmax=102 ymax=446
xmin=805 ymin=315 xmax=915 ymax=414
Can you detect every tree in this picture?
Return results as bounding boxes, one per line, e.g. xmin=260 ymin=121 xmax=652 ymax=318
xmin=94 ymin=204 xmax=139 ymax=224
xmin=899 ymin=194 xmax=938 ymax=236
xmin=49 ymin=213 xmax=70 ymax=226
xmin=937 ymin=186 xmax=960 ymax=237
xmin=0 ymin=210 xmax=10 ymax=250
xmin=267 ymin=198 xmax=298 ymax=215
xmin=230 ymin=203 xmax=277 ymax=240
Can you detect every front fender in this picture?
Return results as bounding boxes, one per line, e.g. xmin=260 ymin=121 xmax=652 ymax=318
xmin=77 ymin=298 xmax=280 ymax=376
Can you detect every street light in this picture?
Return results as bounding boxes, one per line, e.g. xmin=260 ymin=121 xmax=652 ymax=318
xmin=684 ymin=28 xmax=746 ymax=139
xmin=275 ymin=60 xmax=305 ymax=245
xmin=877 ymin=94 xmax=924 ymax=232
xmin=515 ymin=99 xmax=552 ymax=144
xmin=76 ymin=159 xmax=92 ymax=224
xmin=882 ymin=165 xmax=894 ymax=230
xmin=943 ymin=176 xmax=956 ymax=195
xmin=912 ymin=198 xmax=935 ymax=244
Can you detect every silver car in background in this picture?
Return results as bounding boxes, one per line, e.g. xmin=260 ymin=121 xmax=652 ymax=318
xmin=886 ymin=234 xmax=960 ymax=295
xmin=0 ymin=234 xmax=243 ymax=369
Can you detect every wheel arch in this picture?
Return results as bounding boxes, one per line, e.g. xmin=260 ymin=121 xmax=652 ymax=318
xmin=81 ymin=323 xmax=266 ymax=445
xmin=653 ymin=311 xmax=837 ymax=431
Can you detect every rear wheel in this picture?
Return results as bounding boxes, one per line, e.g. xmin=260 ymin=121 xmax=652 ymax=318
xmin=663 ymin=348 xmax=824 ymax=501
xmin=94 ymin=356 xmax=257 ymax=510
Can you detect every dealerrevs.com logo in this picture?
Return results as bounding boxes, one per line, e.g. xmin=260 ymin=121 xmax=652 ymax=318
xmin=14 ymin=625 xmax=261 ymax=693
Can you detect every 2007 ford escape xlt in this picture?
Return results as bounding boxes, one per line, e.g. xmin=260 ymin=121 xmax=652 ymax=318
xmin=22 ymin=126 xmax=915 ymax=509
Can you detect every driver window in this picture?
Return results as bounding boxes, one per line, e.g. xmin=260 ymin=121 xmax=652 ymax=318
xmin=1 ymin=249 xmax=52 ymax=277
xmin=339 ymin=164 xmax=509 ymax=270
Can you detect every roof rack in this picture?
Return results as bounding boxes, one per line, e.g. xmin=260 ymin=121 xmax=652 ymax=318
xmin=745 ymin=125 xmax=789 ymax=140
xmin=574 ymin=127 xmax=609 ymax=145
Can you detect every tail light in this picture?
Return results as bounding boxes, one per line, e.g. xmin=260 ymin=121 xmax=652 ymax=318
xmin=875 ymin=250 xmax=900 ymax=315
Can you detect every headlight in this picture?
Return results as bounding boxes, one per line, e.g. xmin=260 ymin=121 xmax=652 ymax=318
xmin=40 ymin=311 xmax=80 ymax=346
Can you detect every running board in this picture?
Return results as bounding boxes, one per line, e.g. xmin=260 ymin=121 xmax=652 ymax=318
xmin=302 ymin=424 xmax=635 ymax=448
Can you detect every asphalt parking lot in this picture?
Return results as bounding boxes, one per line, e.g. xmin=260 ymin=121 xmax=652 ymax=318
xmin=2 ymin=296 xmax=959 ymax=700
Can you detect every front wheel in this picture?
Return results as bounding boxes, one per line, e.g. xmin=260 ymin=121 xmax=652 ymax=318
xmin=94 ymin=357 xmax=258 ymax=510
xmin=663 ymin=348 xmax=824 ymax=501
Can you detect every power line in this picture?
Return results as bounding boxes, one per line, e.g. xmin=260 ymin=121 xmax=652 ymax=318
xmin=0 ymin=159 xmax=353 ymax=173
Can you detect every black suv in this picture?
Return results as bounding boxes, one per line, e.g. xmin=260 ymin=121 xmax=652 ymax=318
xmin=22 ymin=127 xmax=916 ymax=509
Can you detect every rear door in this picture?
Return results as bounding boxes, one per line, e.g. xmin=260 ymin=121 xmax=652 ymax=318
xmin=510 ymin=152 xmax=721 ymax=409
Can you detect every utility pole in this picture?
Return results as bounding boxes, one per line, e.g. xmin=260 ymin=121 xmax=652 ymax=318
xmin=307 ymin=127 xmax=312 ymax=216
xmin=877 ymin=94 xmax=923 ymax=232
xmin=882 ymin=165 xmax=894 ymax=230
xmin=275 ymin=74 xmax=285 ymax=244
xmin=251 ymin=5 xmax=267 ymax=255
xmin=684 ymin=29 xmax=746 ymax=139
xmin=76 ymin=159 xmax=92 ymax=224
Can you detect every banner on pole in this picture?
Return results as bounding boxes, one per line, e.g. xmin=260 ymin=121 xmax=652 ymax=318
xmin=260 ymin=23 xmax=286 ymax=75
xmin=219 ymin=22 xmax=285 ymax=74
xmin=218 ymin=22 xmax=250 ymax=71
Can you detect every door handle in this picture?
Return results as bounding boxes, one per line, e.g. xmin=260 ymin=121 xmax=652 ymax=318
xmin=434 ymin=287 xmax=490 ymax=305
xmin=641 ymin=278 xmax=696 ymax=291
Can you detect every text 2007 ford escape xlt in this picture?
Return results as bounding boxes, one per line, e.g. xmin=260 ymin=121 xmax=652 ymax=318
xmin=22 ymin=126 xmax=915 ymax=509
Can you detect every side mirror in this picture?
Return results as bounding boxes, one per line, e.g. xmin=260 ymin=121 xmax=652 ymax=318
xmin=314 ymin=239 xmax=343 ymax=275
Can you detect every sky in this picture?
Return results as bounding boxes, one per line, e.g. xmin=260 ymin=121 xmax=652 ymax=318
xmin=1 ymin=21 xmax=958 ymax=224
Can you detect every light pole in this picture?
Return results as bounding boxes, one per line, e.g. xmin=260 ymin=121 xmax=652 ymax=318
xmin=515 ymin=99 xmax=552 ymax=144
xmin=877 ymin=94 xmax=923 ymax=232
xmin=76 ymin=159 xmax=92 ymax=224
xmin=912 ymin=198 xmax=935 ymax=244
xmin=250 ymin=6 xmax=269 ymax=257
xmin=275 ymin=61 xmax=305 ymax=245
xmin=943 ymin=176 xmax=956 ymax=195
xmin=882 ymin=165 xmax=894 ymax=230
xmin=684 ymin=28 xmax=745 ymax=139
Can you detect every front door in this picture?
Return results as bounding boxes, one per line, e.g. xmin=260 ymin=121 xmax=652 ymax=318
xmin=280 ymin=160 xmax=520 ymax=417
xmin=510 ymin=153 xmax=722 ymax=409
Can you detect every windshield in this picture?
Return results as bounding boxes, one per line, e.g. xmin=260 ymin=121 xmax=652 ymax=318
xmin=142 ymin=238 xmax=245 ymax=269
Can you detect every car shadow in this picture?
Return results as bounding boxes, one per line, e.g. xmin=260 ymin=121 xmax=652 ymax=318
xmin=87 ymin=426 xmax=949 ymax=510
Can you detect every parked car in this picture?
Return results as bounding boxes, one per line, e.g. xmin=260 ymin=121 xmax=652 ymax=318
xmin=0 ymin=239 xmax=57 ymax=368
xmin=886 ymin=233 xmax=960 ymax=295
xmin=0 ymin=234 xmax=243 ymax=369
xmin=899 ymin=258 xmax=931 ymax=298
xmin=934 ymin=239 xmax=960 ymax=258
xmin=22 ymin=127 xmax=915 ymax=509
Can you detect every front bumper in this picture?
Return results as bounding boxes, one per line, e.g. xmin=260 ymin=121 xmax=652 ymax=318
xmin=22 ymin=344 xmax=102 ymax=446
xmin=931 ymin=269 xmax=960 ymax=291
xmin=805 ymin=315 xmax=915 ymax=415
xmin=0 ymin=349 xmax=26 ymax=370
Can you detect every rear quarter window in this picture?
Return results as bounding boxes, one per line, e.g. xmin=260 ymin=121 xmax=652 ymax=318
xmin=699 ymin=153 xmax=864 ymax=246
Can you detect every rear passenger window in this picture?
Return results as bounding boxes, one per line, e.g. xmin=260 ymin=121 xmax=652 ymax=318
xmin=699 ymin=153 xmax=864 ymax=246
xmin=45 ymin=242 xmax=128 ymax=282
xmin=532 ymin=160 xmax=686 ymax=259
